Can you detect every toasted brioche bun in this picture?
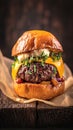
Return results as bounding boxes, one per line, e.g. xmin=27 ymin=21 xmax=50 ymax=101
xmin=12 ymin=30 xmax=63 ymax=56
xmin=14 ymin=81 xmax=65 ymax=99
xmin=12 ymin=30 xmax=64 ymax=99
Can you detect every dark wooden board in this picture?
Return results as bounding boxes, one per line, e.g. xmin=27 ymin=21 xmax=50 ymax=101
xmin=0 ymin=91 xmax=36 ymax=128
xmin=0 ymin=91 xmax=73 ymax=128
xmin=37 ymin=102 xmax=73 ymax=128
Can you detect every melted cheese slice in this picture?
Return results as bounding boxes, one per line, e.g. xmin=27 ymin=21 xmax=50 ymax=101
xmin=45 ymin=57 xmax=64 ymax=77
xmin=12 ymin=62 xmax=22 ymax=80
xmin=12 ymin=57 xmax=64 ymax=80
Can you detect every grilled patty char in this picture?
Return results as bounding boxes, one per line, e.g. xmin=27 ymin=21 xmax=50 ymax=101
xmin=16 ymin=62 xmax=60 ymax=83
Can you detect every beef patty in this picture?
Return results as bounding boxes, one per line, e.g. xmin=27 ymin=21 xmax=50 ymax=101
xmin=16 ymin=62 xmax=61 ymax=83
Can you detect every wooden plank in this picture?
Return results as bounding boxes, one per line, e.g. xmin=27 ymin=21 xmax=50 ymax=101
xmin=37 ymin=102 xmax=73 ymax=127
xmin=1 ymin=91 xmax=73 ymax=128
xmin=0 ymin=91 xmax=36 ymax=128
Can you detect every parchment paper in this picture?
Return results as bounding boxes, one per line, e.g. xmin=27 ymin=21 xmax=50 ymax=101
xmin=0 ymin=50 xmax=73 ymax=106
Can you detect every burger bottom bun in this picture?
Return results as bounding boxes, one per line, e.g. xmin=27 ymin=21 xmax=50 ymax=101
xmin=14 ymin=81 xmax=65 ymax=99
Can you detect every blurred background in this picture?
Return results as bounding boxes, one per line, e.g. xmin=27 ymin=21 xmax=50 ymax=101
xmin=0 ymin=0 xmax=73 ymax=72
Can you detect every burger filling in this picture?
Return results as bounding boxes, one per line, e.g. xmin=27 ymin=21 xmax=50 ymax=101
xmin=12 ymin=49 xmax=64 ymax=84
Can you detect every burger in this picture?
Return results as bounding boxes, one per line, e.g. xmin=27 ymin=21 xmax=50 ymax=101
xmin=11 ymin=30 xmax=65 ymax=99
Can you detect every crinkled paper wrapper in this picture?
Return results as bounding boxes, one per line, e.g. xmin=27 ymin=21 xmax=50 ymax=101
xmin=0 ymin=51 xmax=73 ymax=107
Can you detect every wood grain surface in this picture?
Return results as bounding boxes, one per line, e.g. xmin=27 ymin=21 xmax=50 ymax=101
xmin=0 ymin=91 xmax=36 ymax=128
xmin=37 ymin=102 xmax=73 ymax=127
xmin=0 ymin=91 xmax=73 ymax=128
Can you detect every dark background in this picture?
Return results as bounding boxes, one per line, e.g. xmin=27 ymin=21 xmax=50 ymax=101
xmin=0 ymin=0 xmax=73 ymax=72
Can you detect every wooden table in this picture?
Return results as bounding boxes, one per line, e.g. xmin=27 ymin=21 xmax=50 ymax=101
xmin=0 ymin=90 xmax=73 ymax=128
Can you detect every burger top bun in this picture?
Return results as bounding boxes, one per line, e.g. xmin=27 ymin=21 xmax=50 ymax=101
xmin=12 ymin=30 xmax=63 ymax=56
